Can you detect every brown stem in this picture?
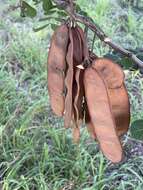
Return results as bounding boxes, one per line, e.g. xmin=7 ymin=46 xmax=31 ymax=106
xmin=69 ymin=0 xmax=74 ymax=14
xmin=73 ymin=13 xmax=143 ymax=68
xmin=53 ymin=0 xmax=143 ymax=68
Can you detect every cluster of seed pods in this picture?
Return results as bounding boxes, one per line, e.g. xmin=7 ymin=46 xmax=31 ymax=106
xmin=47 ymin=23 xmax=130 ymax=163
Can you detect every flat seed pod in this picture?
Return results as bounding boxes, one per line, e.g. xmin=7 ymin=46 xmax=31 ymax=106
xmin=64 ymin=27 xmax=74 ymax=128
xmin=47 ymin=24 xmax=69 ymax=116
xmin=76 ymin=26 xmax=89 ymax=60
xmin=72 ymin=27 xmax=83 ymax=64
xmin=84 ymin=101 xmax=97 ymax=140
xmin=72 ymin=67 xmax=83 ymax=143
xmin=73 ymin=68 xmax=84 ymax=122
xmin=92 ymin=58 xmax=124 ymax=89
xmin=72 ymin=26 xmax=84 ymax=124
xmin=108 ymin=84 xmax=130 ymax=136
xmin=72 ymin=26 xmax=85 ymax=141
xmin=84 ymin=67 xmax=123 ymax=163
xmin=92 ymin=58 xmax=130 ymax=136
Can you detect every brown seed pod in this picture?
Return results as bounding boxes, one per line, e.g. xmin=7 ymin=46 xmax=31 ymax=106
xmin=64 ymin=27 xmax=74 ymax=128
xmin=72 ymin=26 xmax=85 ymax=124
xmin=84 ymin=67 xmax=123 ymax=163
xmin=72 ymin=27 xmax=83 ymax=64
xmin=72 ymin=25 xmax=91 ymax=142
xmin=77 ymin=26 xmax=89 ymax=61
xmin=64 ymin=25 xmax=85 ymax=130
xmin=108 ymin=84 xmax=130 ymax=136
xmin=84 ymin=101 xmax=97 ymax=140
xmin=92 ymin=58 xmax=124 ymax=89
xmin=73 ymin=68 xmax=84 ymax=123
xmin=84 ymin=52 xmax=98 ymax=140
xmin=47 ymin=24 xmax=69 ymax=117
xmin=92 ymin=58 xmax=130 ymax=136
xmin=71 ymin=26 xmax=85 ymax=141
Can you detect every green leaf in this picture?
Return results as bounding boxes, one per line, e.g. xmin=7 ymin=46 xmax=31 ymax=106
xmin=130 ymin=120 xmax=143 ymax=141
xmin=104 ymin=52 xmax=133 ymax=70
xmin=119 ymin=57 xmax=133 ymax=70
xmin=57 ymin=10 xmax=68 ymax=17
xmin=42 ymin=0 xmax=54 ymax=14
xmin=32 ymin=0 xmax=41 ymax=5
xmin=104 ymin=53 xmax=121 ymax=63
xmin=39 ymin=17 xmax=62 ymax=22
xmin=76 ymin=4 xmax=94 ymax=22
xmin=42 ymin=9 xmax=56 ymax=15
xmin=21 ymin=1 xmax=37 ymax=18
xmin=51 ymin=23 xmax=58 ymax=30
xmin=33 ymin=23 xmax=49 ymax=32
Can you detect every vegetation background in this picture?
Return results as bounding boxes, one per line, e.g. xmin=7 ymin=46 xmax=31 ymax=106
xmin=0 ymin=0 xmax=143 ymax=189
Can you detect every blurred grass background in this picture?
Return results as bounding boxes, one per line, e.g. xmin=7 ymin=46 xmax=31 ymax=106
xmin=0 ymin=0 xmax=143 ymax=189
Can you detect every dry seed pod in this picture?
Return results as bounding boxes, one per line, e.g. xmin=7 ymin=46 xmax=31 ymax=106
xmin=71 ymin=26 xmax=85 ymax=140
xmin=84 ymin=101 xmax=97 ymax=140
xmin=72 ymin=26 xmax=85 ymax=124
xmin=84 ymin=67 xmax=123 ymax=163
xmin=73 ymin=68 xmax=84 ymax=123
xmin=92 ymin=58 xmax=130 ymax=136
xmin=47 ymin=24 xmax=69 ymax=116
xmin=72 ymin=26 xmax=92 ymax=141
xmin=74 ymin=28 xmax=97 ymax=140
xmin=85 ymin=52 xmax=98 ymax=140
xmin=108 ymin=84 xmax=130 ymax=136
xmin=64 ymin=25 xmax=84 ymax=130
xmin=92 ymin=58 xmax=124 ymax=89
xmin=77 ymin=26 xmax=89 ymax=61
xmin=64 ymin=28 xmax=74 ymax=128
xmin=72 ymin=27 xmax=83 ymax=64
xmin=72 ymin=68 xmax=82 ymax=143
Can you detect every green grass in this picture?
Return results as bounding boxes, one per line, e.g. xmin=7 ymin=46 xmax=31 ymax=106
xmin=1 ymin=0 xmax=143 ymax=189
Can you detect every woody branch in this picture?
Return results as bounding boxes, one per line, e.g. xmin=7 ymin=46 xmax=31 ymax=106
xmin=53 ymin=0 xmax=143 ymax=69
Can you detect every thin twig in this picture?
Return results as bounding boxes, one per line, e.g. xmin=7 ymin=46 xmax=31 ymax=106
xmin=91 ymin=33 xmax=96 ymax=53
xmin=53 ymin=0 xmax=143 ymax=68
xmin=84 ymin=25 xmax=88 ymax=39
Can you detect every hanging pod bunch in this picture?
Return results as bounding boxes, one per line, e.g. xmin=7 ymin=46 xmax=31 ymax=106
xmin=47 ymin=22 xmax=130 ymax=163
